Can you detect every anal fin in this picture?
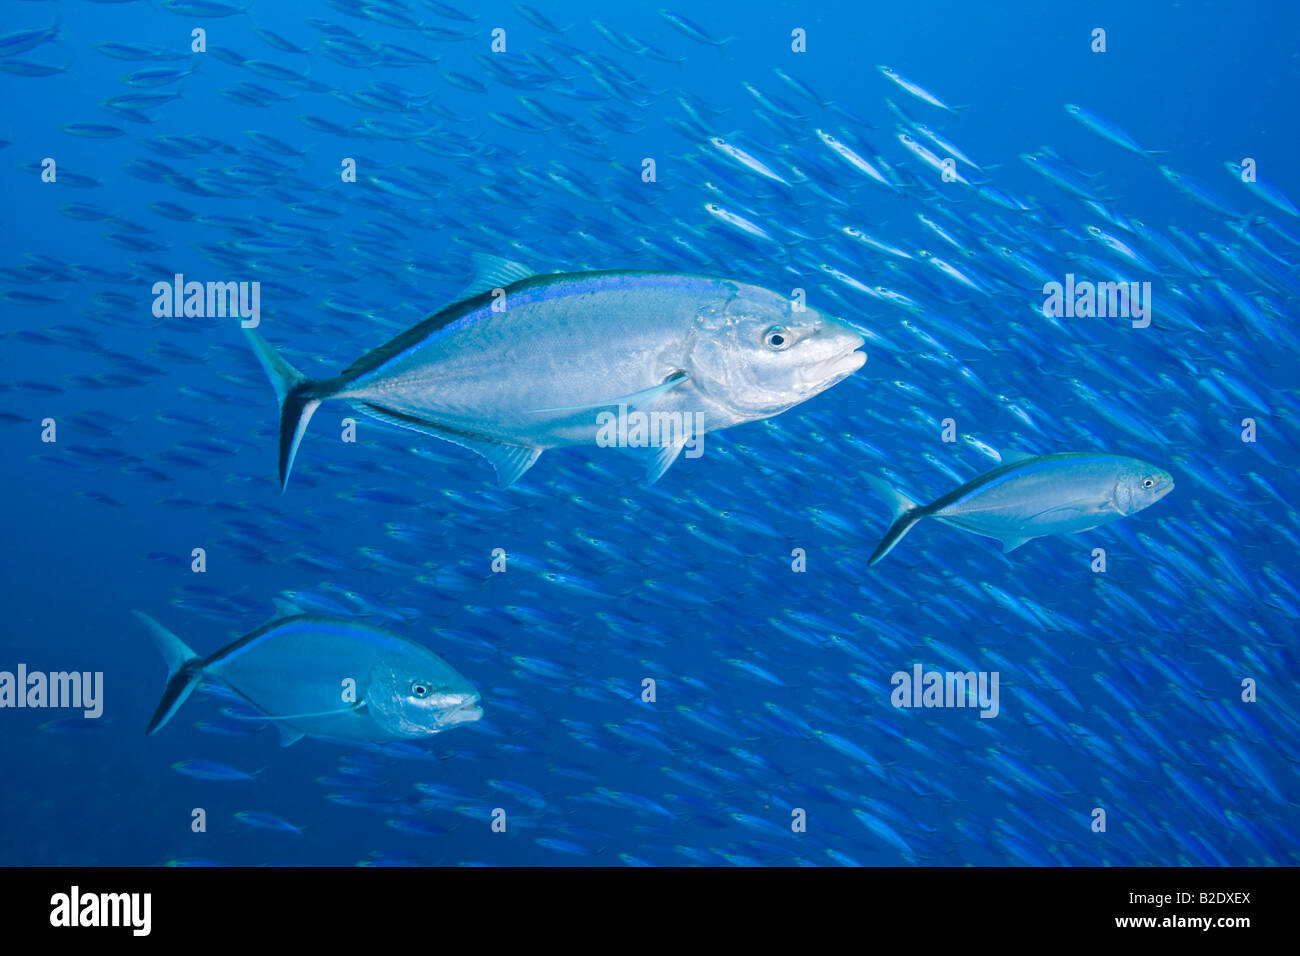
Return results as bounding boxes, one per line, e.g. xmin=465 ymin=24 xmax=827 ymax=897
xmin=644 ymin=440 xmax=687 ymax=486
xmin=476 ymin=441 xmax=542 ymax=488
xmin=356 ymin=402 xmax=541 ymax=488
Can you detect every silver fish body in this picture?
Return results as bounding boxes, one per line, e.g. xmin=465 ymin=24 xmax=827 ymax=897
xmin=247 ymin=256 xmax=865 ymax=488
xmin=867 ymin=452 xmax=1174 ymax=564
xmin=136 ymin=604 xmax=482 ymax=745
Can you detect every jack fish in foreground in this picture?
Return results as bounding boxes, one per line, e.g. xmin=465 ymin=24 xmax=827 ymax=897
xmin=136 ymin=600 xmax=483 ymax=745
xmin=245 ymin=255 xmax=866 ymax=490
xmin=867 ymin=452 xmax=1174 ymax=565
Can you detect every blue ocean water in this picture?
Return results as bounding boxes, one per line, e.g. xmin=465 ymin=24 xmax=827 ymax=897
xmin=1 ymin=0 xmax=1297 ymax=867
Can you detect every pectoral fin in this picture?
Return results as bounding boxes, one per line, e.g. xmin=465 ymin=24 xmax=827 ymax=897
xmin=999 ymin=535 xmax=1034 ymax=553
xmin=527 ymin=370 xmax=690 ymax=414
xmin=1027 ymin=501 xmax=1106 ymax=523
xmin=227 ymin=702 xmax=367 ymax=751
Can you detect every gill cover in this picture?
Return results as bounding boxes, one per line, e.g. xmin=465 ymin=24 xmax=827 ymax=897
xmin=364 ymin=661 xmax=430 ymax=738
xmin=363 ymin=659 xmax=481 ymax=736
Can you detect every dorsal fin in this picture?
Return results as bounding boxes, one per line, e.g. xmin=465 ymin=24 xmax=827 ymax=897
xmin=459 ymin=253 xmax=537 ymax=299
xmin=998 ymin=450 xmax=1037 ymax=465
xmin=271 ymin=596 xmax=306 ymax=619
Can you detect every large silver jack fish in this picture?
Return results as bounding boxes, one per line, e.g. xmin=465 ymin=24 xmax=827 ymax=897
xmin=867 ymin=451 xmax=1174 ymax=565
xmin=244 ymin=255 xmax=865 ymax=490
xmin=136 ymin=600 xmax=483 ymax=746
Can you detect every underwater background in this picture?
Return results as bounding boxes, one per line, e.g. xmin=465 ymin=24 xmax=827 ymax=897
xmin=1 ymin=0 xmax=1297 ymax=867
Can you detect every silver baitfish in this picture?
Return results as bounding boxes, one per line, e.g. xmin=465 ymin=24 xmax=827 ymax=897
xmin=244 ymin=255 xmax=865 ymax=489
xmin=136 ymin=600 xmax=483 ymax=746
xmin=867 ymin=451 xmax=1174 ymax=565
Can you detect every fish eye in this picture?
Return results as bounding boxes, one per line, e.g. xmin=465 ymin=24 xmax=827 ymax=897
xmin=411 ymin=683 xmax=430 ymax=698
xmin=1142 ymin=477 xmax=1155 ymax=488
xmin=764 ymin=326 xmax=790 ymax=350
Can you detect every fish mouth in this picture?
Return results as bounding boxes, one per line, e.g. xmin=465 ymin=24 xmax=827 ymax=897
xmin=807 ymin=338 xmax=866 ymax=385
xmin=830 ymin=347 xmax=867 ymax=377
xmin=1154 ymin=480 xmax=1174 ymax=501
xmin=444 ymin=697 xmax=483 ymax=726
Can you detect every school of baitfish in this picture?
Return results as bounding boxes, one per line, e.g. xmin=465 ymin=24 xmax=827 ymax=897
xmin=4 ymin=2 xmax=1296 ymax=867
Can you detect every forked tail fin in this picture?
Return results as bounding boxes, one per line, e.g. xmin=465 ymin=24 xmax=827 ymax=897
xmin=243 ymin=328 xmax=323 ymax=491
xmin=866 ymin=477 xmax=925 ymax=566
xmin=134 ymin=611 xmax=203 ymax=736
